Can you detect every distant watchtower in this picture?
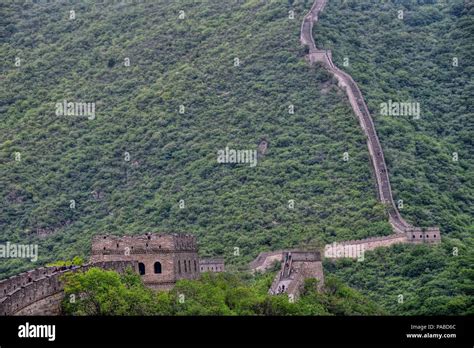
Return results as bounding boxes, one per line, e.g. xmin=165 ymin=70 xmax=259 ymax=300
xmin=199 ymin=258 xmax=225 ymax=273
xmin=90 ymin=233 xmax=199 ymax=290
xmin=405 ymin=227 xmax=441 ymax=244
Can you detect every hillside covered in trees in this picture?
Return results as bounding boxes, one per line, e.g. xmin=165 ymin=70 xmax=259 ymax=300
xmin=60 ymin=267 xmax=384 ymax=315
xmin=314 ymin=0 xmax=473 ymax=315
xmin=0 ymin=0 xmax=472 ymax=315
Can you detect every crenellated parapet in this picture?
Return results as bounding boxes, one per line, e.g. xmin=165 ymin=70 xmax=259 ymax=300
xmin=199 ymin=258 xmax=225 ymax=272
xmin=0 ymin=233 xmax=215 ymax=315
xmin=405 ymin=227 xmax=441 ymax=244
xmin=90 ymin=233 xmax=200 ymax=290
xmin=0 ymin=260 xmax=137 ymax=316
xmin=324 ymin=229 xmax=441 ymax=260
xmin=301 ymin=0 xmax=442 ymax=238
xmin=90 ymin=233 xmax=197 ymax=256
xmin=0 ymin=233 xmax=224 ymax=315
xmin=331 ymin=234 xmax=406 ymax=247
xmin=0 ymin=267 xmax=56 ymax=299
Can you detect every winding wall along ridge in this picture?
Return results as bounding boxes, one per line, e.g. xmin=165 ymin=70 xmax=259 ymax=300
xmin=249 ymin=0 xmax=441 ymax=271
xmin=302 ymin=0 xmax=415 ymax=233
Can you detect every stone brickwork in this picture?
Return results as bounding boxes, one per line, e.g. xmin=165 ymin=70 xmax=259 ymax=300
xmin=90 ymin=233 xmax=199 ymax=290
xmin=0 ymin=261 xmax=137 ymax=316
xmin=405 ymin=227 xmax=441 ymax=244
xmin=301 ymin=0 xmax=442 ymax=238
xmin=249 ymin=250 xmax=284 ymax=273
xmin=324 ymin=234 xmax=407 ymax=259
xmin=269 ymin=251 xmax=324 ymax=299
xmin=0 ymin=233 xmax=225 ymax=315
xmin=15 ymin=292 xmax=64 ymax=316
xmin=199 ymin=259 xmax=225 ymax=272
xmin=324 ymin=229 xmax=441 ymax=260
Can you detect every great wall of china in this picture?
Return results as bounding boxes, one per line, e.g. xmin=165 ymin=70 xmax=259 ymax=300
xmin=301 ymin=0 xmax=441 ymax=246
xmin=268 ymin=251 xmax=324 ymax=298
xmin=303 ymin=0 xmax=419 ymax=234
xmin=0 ymin=261 xmax=137 ymax=316
xmin=252 ymin=0 xmax=442 ymax=294
xmin=0 ymin=234 xmax=222 ymax=315
xmin=0 ymin=0 xmax=443 ymax=313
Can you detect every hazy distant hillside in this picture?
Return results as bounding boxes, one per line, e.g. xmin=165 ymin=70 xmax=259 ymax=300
xmin=0 ymin=0 xmax=472 ymax=315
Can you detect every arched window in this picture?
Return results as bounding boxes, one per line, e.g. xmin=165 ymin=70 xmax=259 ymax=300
xmin=138 ymin=262 xmax=146 ymax=275
xmin=178 ymin=260 xmax=181 ymax=274
xmin=154 ymin=262 xmax=162 ymax=274
xmin=188 ymin=260 xmax=191 ymax=272
xmin=194 ymin=260 xmax=197 ymax=272
xmin=184 ymin=260 xmax=187 ymax=273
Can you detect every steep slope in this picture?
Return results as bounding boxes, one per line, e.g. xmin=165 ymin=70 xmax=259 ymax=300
xmin=311 ymin=0 xmax=473 ymax=314
xmin=313 ymin=0 xmax=473 ymax=235
xmin=1 ymin=0 xmax=389 ymax=277
xmin=0 ymin=0 xmax=471 ymax=316
xmin=302 ymin=0 xmax=416 ymax=234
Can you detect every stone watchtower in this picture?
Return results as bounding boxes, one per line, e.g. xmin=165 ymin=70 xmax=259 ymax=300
xmin=90 ymin=233 xmax=199 ymax=290
xmin=199 ymin=258 xmax=225 ymax=272
xmin=405 ymin=227 xmax=441 ymax=244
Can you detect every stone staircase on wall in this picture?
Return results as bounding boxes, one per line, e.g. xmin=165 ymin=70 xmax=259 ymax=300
xmin=250 ymin=0 xmax=443 ymax=279
xmin=268 ymin=251 xmax=324 ymax=299
xmin=249 ymin=227 xmax=441 ymax=276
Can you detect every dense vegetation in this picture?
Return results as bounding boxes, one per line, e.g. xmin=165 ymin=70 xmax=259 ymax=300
xmin=326 ymin=240 xmax=474 ymax=315
xmin=0 ymin=0 xmax=471 ymax=315
xmin=315 ymin=0 xmax=472 ymax=235
xmin=61 ymin=267 xmax=384 ymax=315
xmin=1 ymin=0 xmax=389 ymax=273
xmin=313 ymin=0 xmax=473 ymax=315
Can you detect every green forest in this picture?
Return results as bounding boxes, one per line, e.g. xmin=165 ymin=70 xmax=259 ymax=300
xmin=314 ymin=0 xmax=473 ymax=315
xmin=60 ymin=267 xmax=384 ymax=315
xmin=0 ymin=0 xmax=472 ymax=315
